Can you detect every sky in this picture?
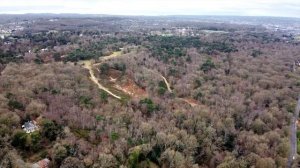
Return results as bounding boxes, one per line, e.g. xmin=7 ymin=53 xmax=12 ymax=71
xmin=0 ymin=0 xmax=299 ymax=18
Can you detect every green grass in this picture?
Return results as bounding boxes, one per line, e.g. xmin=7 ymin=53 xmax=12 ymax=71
xmin=101 ymin=81 xmax=131 ymax=102
xmin=297 ymin=130 xmax=300 ymax=154
xmin=72 ymin=129 xmax=90 ymax=139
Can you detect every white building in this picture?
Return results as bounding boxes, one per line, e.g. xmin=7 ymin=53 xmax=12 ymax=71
xmin=22 ymin=121 xmax=39 ymax=134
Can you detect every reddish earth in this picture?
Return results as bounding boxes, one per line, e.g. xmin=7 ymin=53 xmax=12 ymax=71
xmin=182 ymin=98 xmax=199 ymax=107
xmin=108 ymin=69 xmax=123 ymax=79
xmin=104 ymin=69 xmax=147 ymax=98
xmin=115 ymin=79 xmax=147 ymax=98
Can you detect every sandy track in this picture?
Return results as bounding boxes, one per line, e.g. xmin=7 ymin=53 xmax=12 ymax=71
xmin=145 ymin=68 xmax=172 ymax=93
xmin=80 ymin=58 xmax=122 ymax=100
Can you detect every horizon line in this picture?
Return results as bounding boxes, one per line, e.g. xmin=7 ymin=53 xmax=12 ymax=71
xmin=0 ymin=13 xmax=299 ymax=19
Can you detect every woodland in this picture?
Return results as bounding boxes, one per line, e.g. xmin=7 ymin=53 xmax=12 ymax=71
xmin=0 ymin=16 xmax=300 ymax=168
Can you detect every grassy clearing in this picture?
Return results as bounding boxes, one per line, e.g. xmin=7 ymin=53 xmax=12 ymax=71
xmin=101 ymin=81 xmax=131 ymax=102
xmin=72 ymin=128 xmax=90 ymax=139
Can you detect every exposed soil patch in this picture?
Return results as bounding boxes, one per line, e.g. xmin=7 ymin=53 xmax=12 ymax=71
xmin=182 ymin=98 xmax=199 ymax=107
xmin=103 ymin=68 xmax=147 ymax=98
xmin=114 ymin=79 xmax=147 ymax=98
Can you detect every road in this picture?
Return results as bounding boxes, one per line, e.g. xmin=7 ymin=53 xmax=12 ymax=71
xmin=288 ymin=97 xmax=300 ymax=167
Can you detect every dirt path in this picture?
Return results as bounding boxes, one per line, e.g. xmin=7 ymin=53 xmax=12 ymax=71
xmin=145 ymin=68 xmax=172 ymax=93
xmin=288 ymin=97 xmax=300 ymax=167
xmin=81 ymin=50 xmax=148 ymax=100
xmin=161 ymin=74 xmax=172 ymax=93
xmin=93 ymin=51 xmax=122 ymax=66
xmin=80 ymin=58 xmax=122 ymax=100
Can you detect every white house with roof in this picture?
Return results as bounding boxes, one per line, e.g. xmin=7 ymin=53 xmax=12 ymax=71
xmin=22 ymin=121 xmax=39 ymax=134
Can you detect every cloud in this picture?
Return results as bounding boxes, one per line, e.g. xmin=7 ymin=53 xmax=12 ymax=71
xmin=0 ymin=0 xmax=299 ymax=17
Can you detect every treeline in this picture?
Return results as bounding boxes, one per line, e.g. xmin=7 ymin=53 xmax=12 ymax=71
xmin=0 ymin=49 xmax=20 ymax=64
xmin=144 ymin=36 xmax=237 ymax=62
xmin=65 ymin=37 xmax=122 ymax=62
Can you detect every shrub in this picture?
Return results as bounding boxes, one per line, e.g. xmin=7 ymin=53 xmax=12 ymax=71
xmin=79 ymin=96 xmax=94 ymax=108
xmin=73 ymin=129 xmax=90 ymax=139
xmin=30 ymin=131 xmax=42 ymax=151
xmin=113 ymin=62 xmax=126 ymax=72
xmin=251 ymin=49 xmax=263 ymax=58
xmin=286 ymin=102 xmax=296 ymax=113
xmin=66 ymin=49 xmax=95 ymax=62
xmin=100 ymin=63 xmax=110 ymax=75
xmin=194 ymin=91 xmax=204 ymax=101
xmin=110 ymin=132 xmax=119 ymax=141
xmin=11 ymin=130 xmax=41 ymax=151
xmin=200 ymin=58 xmax=216 ymax=73
xmin=0 ymin=113 xmax=20 ymax=127
xmin=41 ymin=120 xmax=62 ymax=141
xmin=11 ymin=131 xmax=27 ymax=149
xmin=158 ymin=87 xmax=167 ymax=95
xmin=203 ymin=42 xmax=237 ymax=54
xmin=53 ymin=143 xmax=68 ymax=165
xmin=139 ymin=98 xmax=158 ymax=115
xmin=128 ymin=150 xmax=140 ymax=168
xmin=100 ymin=91 xmax=108 ymax=103
xmin=96 ymin=115 xmax=105 ymax=121
xmin=251 ymin=118 xmax=267 ymax=135
xmin=158 ymin=81 xmax=167 ymax=95
xmin=194 ymin=78 xmax=203 ymax=88
xmin=8 ymin=100 xmax=24 ymax=111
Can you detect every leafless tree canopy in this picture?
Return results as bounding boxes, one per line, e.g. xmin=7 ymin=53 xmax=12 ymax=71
xmin=0 ymin=15 xmax=300 ymax=167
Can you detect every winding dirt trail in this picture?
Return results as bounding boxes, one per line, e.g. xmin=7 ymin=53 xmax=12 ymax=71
xmin=145 ymin=68 xmax=172 ymax=93
xmin=145 ymin=68 xmax=204 ymax=108
xmin=80 ymin=52 xmax=123 ymax=100
xmin=161 ymin=74 xmax=172 ymax=93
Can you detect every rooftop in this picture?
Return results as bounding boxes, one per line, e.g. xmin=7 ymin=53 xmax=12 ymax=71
xmin=22 ymin=121 xmax=39 ymax=134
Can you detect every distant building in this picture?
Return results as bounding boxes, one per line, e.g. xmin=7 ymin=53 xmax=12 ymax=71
xmin=22 ymin=121 xmax=39 ymax=134
xmin=41 ymin=48 xmax=48 ymax=52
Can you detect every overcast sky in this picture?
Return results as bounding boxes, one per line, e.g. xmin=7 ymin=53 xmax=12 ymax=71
xmin=0 ymin=0 xmax=299 ymax=17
